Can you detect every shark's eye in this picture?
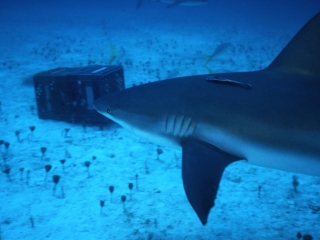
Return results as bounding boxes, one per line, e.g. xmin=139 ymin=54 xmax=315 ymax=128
xmin=106 ymin=107 xmax=112 ymax=114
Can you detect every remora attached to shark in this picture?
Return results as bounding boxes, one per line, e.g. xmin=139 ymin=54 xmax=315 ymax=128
xmin=94 ymin=13 xmax=320 ymax=225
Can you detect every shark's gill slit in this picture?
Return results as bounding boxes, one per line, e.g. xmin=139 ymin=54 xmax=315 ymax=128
xmin=165 ymin=115 xmax=169 ymax=133
xmin=179 ymin=115 xmax=187 ymax=137
xmin=164 ymin=115 xmax=197 ymax=137
xmin=190 ymin=121 xmax=198 ymax=136
xmin=174 ymin=115 xmax=182 ymax=136
xmin=180 ymin=115 xmax=192 ymax=137
xmin=185 ymin=117 xmax=195 ymax=136
xmin=173 ymin=114 xmax=178 ymax=135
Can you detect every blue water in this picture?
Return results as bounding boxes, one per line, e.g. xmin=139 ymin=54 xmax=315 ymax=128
xmin=0 ymin=1 xmax=319 ymax=239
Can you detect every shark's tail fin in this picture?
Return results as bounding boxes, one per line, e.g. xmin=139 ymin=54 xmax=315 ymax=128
xmin=267 ymin=12 xmax=320 ymax=77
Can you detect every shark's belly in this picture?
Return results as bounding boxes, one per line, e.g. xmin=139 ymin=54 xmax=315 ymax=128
xmin=245 ymin=144 xmax=320 ymax=177
xmin=195 ymin=123 xmax=320 ymax=177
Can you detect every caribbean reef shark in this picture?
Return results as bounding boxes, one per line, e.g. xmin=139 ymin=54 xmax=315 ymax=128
xmin=137 ymin=0 xmax=208 ymax=9
xmin=94 ymin=13 xmax=320 ymax=225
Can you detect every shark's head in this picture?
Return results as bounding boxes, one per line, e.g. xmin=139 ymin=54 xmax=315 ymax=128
xmin=94 ymin=81 xmax=196 ymax=148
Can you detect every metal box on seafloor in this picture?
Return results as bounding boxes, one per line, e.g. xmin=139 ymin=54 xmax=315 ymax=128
xmin=33 ymin=65 xmax=124 ymax=124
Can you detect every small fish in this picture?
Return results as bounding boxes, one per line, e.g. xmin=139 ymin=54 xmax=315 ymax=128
xmin=203 ymin=42 xmax=231 ymax=66
xmin=137 ymin=0 xmax=209 ymax=8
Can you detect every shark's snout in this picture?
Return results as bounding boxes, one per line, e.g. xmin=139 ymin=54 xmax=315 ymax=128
xmin=94 ymin=94 xmax=115 ymax=116
xmin=95 ymin=96 xmax=122 ymax=128
xmin=93 ymin=97 xmax=106 ymax=113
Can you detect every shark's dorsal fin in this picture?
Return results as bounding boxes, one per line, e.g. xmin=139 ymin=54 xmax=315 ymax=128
xmin=267 ymin=12 xmax=320 ymax=77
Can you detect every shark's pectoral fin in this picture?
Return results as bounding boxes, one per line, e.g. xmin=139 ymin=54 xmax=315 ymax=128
xmin=182 ymin=139 xmax=241 ymax=225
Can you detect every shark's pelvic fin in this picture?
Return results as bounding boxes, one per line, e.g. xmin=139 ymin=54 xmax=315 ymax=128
xmin=267 ymin=12 xmax=320 ymax=76
xmin=182 ymin=139 xmax=241 ymax=225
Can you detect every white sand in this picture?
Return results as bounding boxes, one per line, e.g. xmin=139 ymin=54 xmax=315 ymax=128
xmin=0 ymin=1 xmax=319 ymax=239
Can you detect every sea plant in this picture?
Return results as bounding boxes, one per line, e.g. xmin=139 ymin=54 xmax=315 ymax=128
xmin=19 ymin=167 xmax=24 ymax=181
xmin=128 ymin=183 xmax=134 ymax=200
xmin=121 ymin=195 xmax=127 ymax=210
xmin=30 ymin=105 xmax=35 ymax=115
xmin=258 ymin=185 xmax=262 ymax=198
xmin=52 ymin=175 xmax=60 ymax=196
xmin=29 ymin=126 xmax=36 ymax=140
xmin=100 ymin=200 xmax=105 ymax=215
xmin=154 ymin=219 xmax=158 ymax=228
xmin=292 ymin=175 xmax=299 ymax=193
xmin=26 ymin=170 xmax=30 ymax=186
xmin=60 ymin=159 xmax=66 ymax=172
xmin=84 ymin=161 xmax=91 ymax=178
xmin=40 ymin=147 xmax=47 ymax=160
xmin=15 ymin=131 xmax=21 ymax=142
xmin=2 ymin=141 xmax=10 ymax=161
xmin=63 ymin=128 xmax=70 ymax=138
xmin=135 ymin=174 xmax=139 ymax=191
xmin=4 ymin=142 xmax=10 ymax=151
xmin=109 ymin=185 xmax=114 ymax=202
xmin=144 ymin=160 xmax=149 ymax=174
xmin=3 ymin=167 xmax=11 ymax=181
xmin=65 ymin=149 xmax=71 ymax=158
xmin=156 ymin=148 xmax=163 ymax=160
xmin=44 ymin=164 xmax=52 ymax=181
xmin=29 ymin=217 xmax=34 ymax=228
xmin=296 ymin=233 xmax=314 ymax=240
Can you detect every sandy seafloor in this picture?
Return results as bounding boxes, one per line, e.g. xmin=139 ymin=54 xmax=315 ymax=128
xmin=0 ymin=0 xmax=320 ymax=239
